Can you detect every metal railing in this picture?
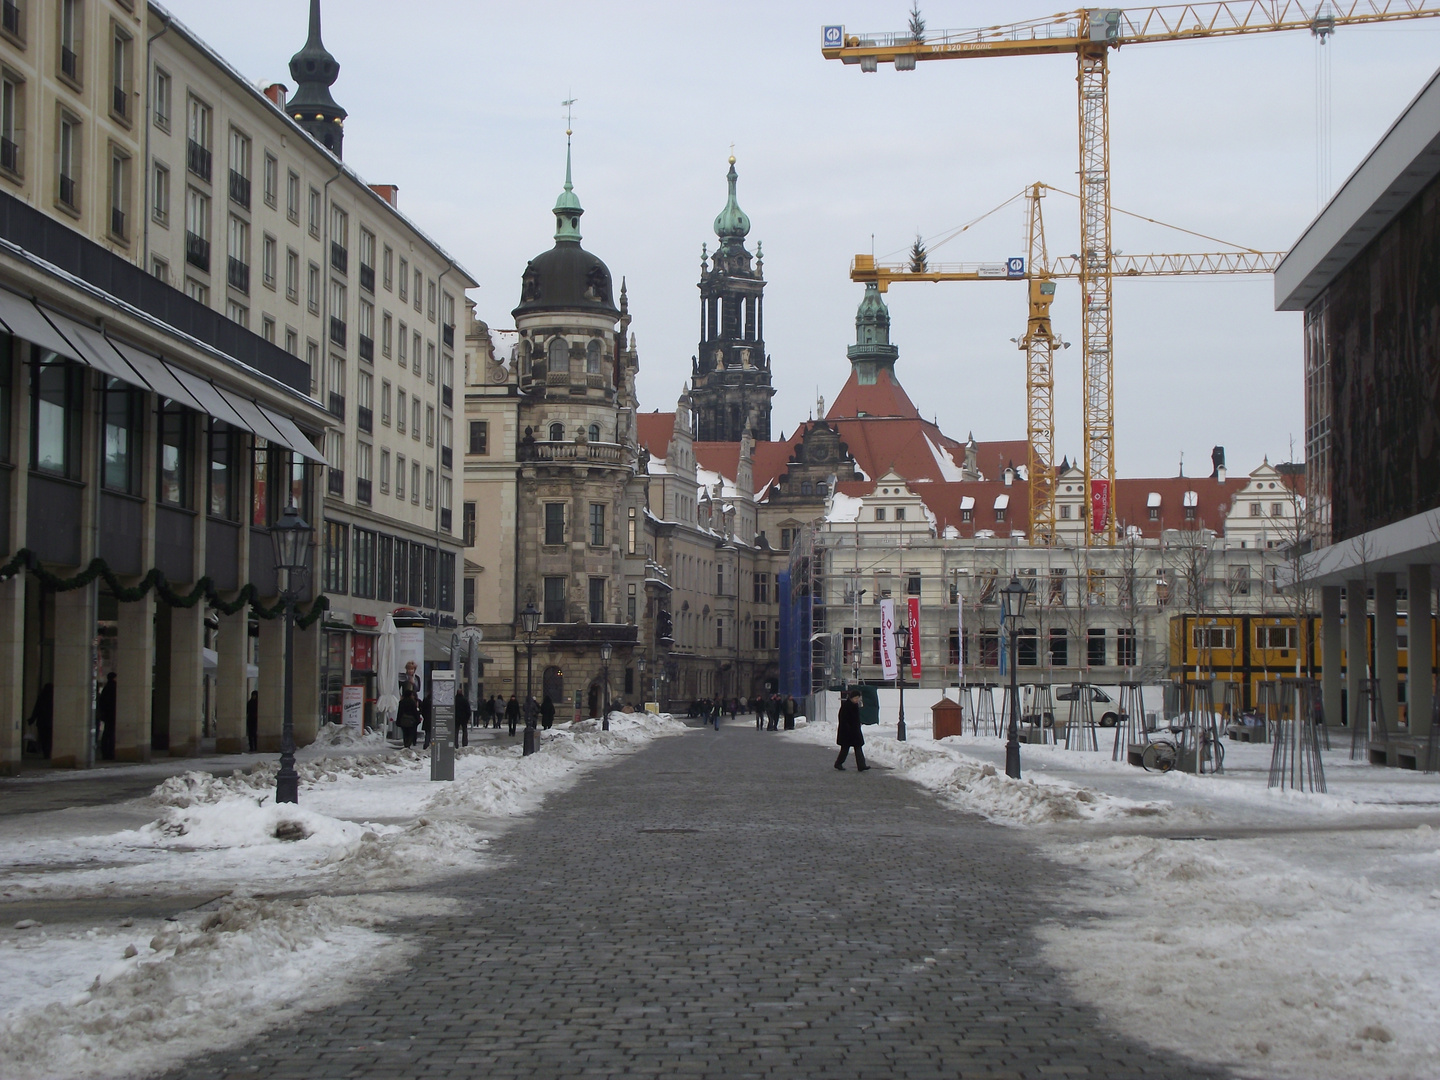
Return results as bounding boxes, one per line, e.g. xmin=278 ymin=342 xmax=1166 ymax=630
xmin=329 ymin=316 xmax=346 ymax=347
xmin=330 ymin=242 xmax=347 ymax=274
xmin=110 ymin=206 xmax=125 ymax=241
xmin=442 ymin=323 xmax=454 ymax=347
xmin=356 ymin=478 xmax=372 ymax=505
xmin=0 ymin=136 xmax=16 ymax=174
xmin=440 ymin=445 xmax=452 ymax=470
xmin=187 ymin=139 xmax=211 ymax=182
xmin=58 ymin=174 xmax=76 ymax=209
xmin=359 ymin=263 xmax=374 ymax=293
xmin=228 ymin=169 xmax=250 ymax=209
xmin=441 ymin=384 xmax=452 ymax=409
xmin=439 ymin=507 xmax=452 ymax=532
xmin=328 ymin=391 xmax=345 ymax=418
xmin=357 ymin=405 xmax=372 ymax=433
xmin=358 ymin=335 xmax=373 ymax=362
xmin=185 ymin=231 xmax=210 ymax=271
xmin=2 ymin=1 xmax=21 ymax=37
xmin=227 ymin=257 xmax=249 ymax=293
xmin=328 ymin=469 xmax=344 ymax=496
xmin=112 ymin=85 xmax=127 ymax=118
xmin=60 ymin=45 xmax=77 ymax=81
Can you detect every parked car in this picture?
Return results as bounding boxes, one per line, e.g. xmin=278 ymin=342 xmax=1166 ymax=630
xmin=1054 ymin=685 xmax=1122 ymax=727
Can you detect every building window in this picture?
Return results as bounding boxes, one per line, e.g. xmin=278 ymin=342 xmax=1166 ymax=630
xmin=414 ymin=271 xmax=423 ymax=312
xmin=326 ymin=431 xmax=344 ymax=498
xmin=307 ymin=261 xmax=320 ymax=314
xmin=184 ymin=187 xmax=210 ymax=270
xmin=355 ymin=441 xmax=372 ymax=504
xmin=157 ymin=400 xmax=193 ymax=507
xmin=1256 ymin=625 xmax=1298 ymax=651
xmin=57 ymin=112 xmax=79 ymax=210
xmin=907 ymin=573 xmax=921 ymax=596
xmin=308 ymin=185 xmax=320 ymax=238
xmin=589 ymin=503 xmax=606 ymax=547
xmin=411 ymin=396 xmax=420 ymax=440
xmin=285 ymin=248 xmax=299 ymax=302
xmin=260 ymin=315 xmax=275 ymax=343
xmin=961 ymin=508 xmax=972 ymax=523
xmin=395 ymin=388 xmax=406 ymax=433
xmin=330 ymin=205 xmax=348 ymax=270
xmin=1087 ymin=628 xmax=1106 ymax=667
xmin=995 ymin=505 xmax=1006 ymax=523
xmin=874 ymin=508 xmax=885 ymax=521
xmin=151 ymin=256 xmax=169 ymax=283
xmin=1229 ymin=565 xmax=1251 ymax=596
xmin=150 ymin=160 xmax=168 ymax=225
xmin=544 ymin=503 xmax=565 ymax=545
xmin=359 ymin=299 xmax=374 ymax=359
xmin=102 ymin=377 xmax=143 ymax=494
xmin=382 ymin=245 xmax=393 ymax=291
xmin=330 ymin=279 xmax=347 ymax=344
xmin=1270 ymin=502 xmax=1285 ymax=517
xmin=395 ymin=453 xmax=405 ymax=500
xmin=1148 ymin=506 xmax=1160 ymax=521
xmin=463 ymin=501 xmax=476 ymax=547
xmin=286 ymin=169 xmax=300 ymax=223
xmin=627 ymin=506 xmax=636 ymax=554
xmin=1017 ymin=627 xmax=1038 ymax=667
xmin=543 ymin=576 xmax=567 ymax=622
xmin=397 ymin=320 xmax=407 ymax=367
xmin=225 ymin=299 xmax=247 ymax=328
xmin=1060 ymin=503 xmax=1072 ymax=520
xmin=398 ymin=257 xmax=408 ymax=301
xmin=110 ymin=23 xmax=132 ymax=121
xmin=426 ymin=341 xmax=436 ymax=384
xmin=425 ymin=404 xmax=434 ymax=446
xmin=1192 ymin=626 xmax=1234 ymax=652
xmin=412 ymin=330 xmax=421 ymax=375
xmin=469 ymin=420 xmax=488 ymax=455
xmin=1117 ymin=627 xmax=1137 ymax=667
xmin=186 ymin=96 xmax=211 ymax=179
xmin=208 ymin=420 xmax=239 ymax=519
xmin=284 ymin=326 xmax=298 ymax=356
xmin=106 ymin=147 xmax=130 ymax=240
xmin=753 ymin=572 xmax=769 ymax=603
xmin=588 ymin=578 xmax=605 ymax=624
xmin=153 ymin=67 xmax=171 ymax=130
xmin=381 ymin=312 xmax=392 ymax=357
xmin=753 ymin=620 xmax=768 ymax=650
xmin=225 ymin=215 xmax=249 ymax=292
xmin=379 ymin=447 xmax=390 ymax=494
xmin=549 ymin=422 xmax=563 ymax=441
xmin=227 ymin=127 xmax=250 ymax=207
xmin=380 ymin=380 xmax=391 ymax=425
xmin=185 ymin=278 xmax=208 ymax=304
xmin=323 ymin=520 xmax=348 ymax=594
xmin=261 ymin=233 xmax=277 ymax=291
xmin=586 ymin=338 xmax=602 ymax=374
xmin=1049 ymin=628 xmax=1068 ymax=667
xmin=352 ymin=527 xmax=376 ymax=598
xmin=411 ymin=460 xmax=420 ymax=504
xmin=59 ymin=0 xmax=80 ymax=83
xmin=359 ymin=228 xmax=375 ymax=291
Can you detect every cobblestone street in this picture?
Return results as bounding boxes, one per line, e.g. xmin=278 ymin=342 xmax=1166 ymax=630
xmin=165 ymin=722 xmax=1231 ymax=1080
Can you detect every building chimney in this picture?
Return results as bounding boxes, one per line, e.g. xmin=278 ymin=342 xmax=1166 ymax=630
xmin=263 ymin=82 xmax=288 ymax=108
xmin=370 ymin=184 xmax=399 ymax=208
xmin=1210 ymin=445 xmax=1226 ymax=479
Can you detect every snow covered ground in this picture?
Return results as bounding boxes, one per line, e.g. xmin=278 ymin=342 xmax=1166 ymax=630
xmin=0 ymin=712 xmax=685 ymax=1080
xmin=788 ymin=715 xmax=1440 ymax=1080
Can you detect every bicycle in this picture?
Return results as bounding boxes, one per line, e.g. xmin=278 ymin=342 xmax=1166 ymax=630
xmin=1141 ymin=739 xmax=1178 ymax=772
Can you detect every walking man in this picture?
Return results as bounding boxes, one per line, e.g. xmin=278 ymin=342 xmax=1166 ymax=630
xmin=836 ymin=689 xmax=869 ymax=771
xmin=454 ymin=686 xmax=470 ymax=748
xmin=506 ymin=694 xmax=520 ymax=736
xmin=96 ymin=672 xmax=117 ymax=761
xmin=541 ymin=693 xmax=555 ymax=731
xmin=246 ymin=689 xmax=259 ymax=752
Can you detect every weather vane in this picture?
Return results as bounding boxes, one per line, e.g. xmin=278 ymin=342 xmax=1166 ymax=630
xmin=563 ymin=96 xmax=576 ymax=138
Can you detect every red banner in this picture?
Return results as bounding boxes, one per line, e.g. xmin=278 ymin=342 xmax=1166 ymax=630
xmin=1090 ymin=479 xmax=1111 ymax=534
xmin=907 ymin=596 xmax=922 ymax=679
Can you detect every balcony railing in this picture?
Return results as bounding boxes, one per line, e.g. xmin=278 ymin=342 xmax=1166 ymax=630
xmin=327 ymin=469 xmax=344 ymax=496
xmin=439 ymin=507 xmax=451 ymax=532
xmin=357 ymin=405 xmax=372 ymax=433
xmin=330 ymin=242 xmax=347 ymax=274
xmin=185 ymin=231 xmax=210 ymax=271
xmin=0 ymin=136 xmax=16 ymax=174
xmin=329 ymin=316 xmax=346 ymax=347
xmin=327 ymin=394 xmax=346 ymax=422
xmin=227 ymin=257 xmax=250 ymax=293
xmin=356 ymin=477 xmax=372 ymax=505
xmin=228 ymin=169 xmax=250 ymax=209
xmin=358 ymin=335 xmax=373 ymax=362
xmin=518 ymin=439 xmax=626 ymax=465
xmin=442 ymin=323 xmax=454 ymax=348
xmin=110 ymin=206 xmax=126 ymax=241
xmin=440 ymin=445 xmax=452 ymax=470
xmin=187 ymin=139 xmax=211 ymax=182
xmin=2 ymin=0 xmax=21 ymax=37
xmin=60 ymin=46 xmax=77 ymax=81
xmin=112 ymin=85 xmax=127 ymax=118
xmin=58 ymin=174 xmax=76 ymax=209
xmin=441 ymin=384 xmax=452 ymax=409
xmin=359 ymin=263 xmax=374 ymax=293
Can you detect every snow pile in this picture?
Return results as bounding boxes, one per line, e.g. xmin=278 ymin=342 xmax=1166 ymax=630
xmin=791 ymin=717 xmax=1167 ymax=825
xmin=1039 ymin=827 xmax=1440 ymax=1080
xmin=150 ymin=750 xmax=415 ymax=808
xmin=310 ymin=722 xmax=391 ymax=750
xmin=0 ymin=891 xmax=445 ymax=1080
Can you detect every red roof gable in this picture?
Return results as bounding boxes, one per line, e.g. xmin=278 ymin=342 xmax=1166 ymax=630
xmin=693 ymin=442 xmax=740 ymax=479
xmin=827 ymin=417 xmax=968 ymax=485
xmin=637 ymin=412 xmax=676 ymax=458
xmin=1111 ymin=475 xmax=1245 ymax=538
xmin=827 ymin=367 xmax=921 ymax=421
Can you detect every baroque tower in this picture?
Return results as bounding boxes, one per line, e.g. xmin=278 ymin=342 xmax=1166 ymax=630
xmin=287 ymin=0 xmax=347 ymax=157
xmin=847 ymin=282 xmax=900 ymax=384
xmin=691 ymin=157 xmax=774 ymax=442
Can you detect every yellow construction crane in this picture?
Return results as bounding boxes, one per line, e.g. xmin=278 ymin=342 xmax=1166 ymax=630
xmin=853 ymin=182 xmax=1284 ymax=544
xmin=823 ymin=2 xmax=1440 ymax=543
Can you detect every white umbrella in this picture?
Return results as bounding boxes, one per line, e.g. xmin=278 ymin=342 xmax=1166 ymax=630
xmin=376 ymin=614 xmax=399 ymax=730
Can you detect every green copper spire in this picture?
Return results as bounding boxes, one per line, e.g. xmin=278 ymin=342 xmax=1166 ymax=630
xmin=713 ymin=155 xmax=750 ymax=243
xmin=847 ymin=283 xmax=899 ymax=379
xmin=553 ymin=131 xmax=583 ymax=242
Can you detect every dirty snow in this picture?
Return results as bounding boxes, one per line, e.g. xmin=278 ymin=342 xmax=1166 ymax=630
xmin=0 ymin=712 xmax=685 ymax=1080
xmin=790 ymin=714 xmax=1440 ymax=1080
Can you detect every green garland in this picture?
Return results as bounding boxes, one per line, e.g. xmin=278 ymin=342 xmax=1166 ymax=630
xmin=0 ymin=549 xmax=330 ymax=628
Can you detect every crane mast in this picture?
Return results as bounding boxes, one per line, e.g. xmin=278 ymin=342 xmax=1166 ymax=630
xmin=823 ymin=1 xmax=1440 ymax=544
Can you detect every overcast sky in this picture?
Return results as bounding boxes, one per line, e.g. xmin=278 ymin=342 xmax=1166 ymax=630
xmin=161 ymin=1 xmax=1440 ymax=479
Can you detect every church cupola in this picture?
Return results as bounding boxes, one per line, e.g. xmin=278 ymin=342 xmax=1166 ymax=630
xmin=288 ymin=0 xmax=347 ymax=158
xmin=846 ymin=283 xmax=900 ymax=384
xmin=691 ymin=155 xmax=773 ymax=443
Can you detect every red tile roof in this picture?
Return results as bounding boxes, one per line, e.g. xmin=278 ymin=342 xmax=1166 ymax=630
xmin=636 ymin=411 xmax=677 ymax=458
xmin=826 ymin=367 xmax=920 ymax=420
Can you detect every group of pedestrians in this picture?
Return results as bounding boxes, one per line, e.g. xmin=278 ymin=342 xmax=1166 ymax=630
xmin=753 ymin=693 xmax=798 ymax=732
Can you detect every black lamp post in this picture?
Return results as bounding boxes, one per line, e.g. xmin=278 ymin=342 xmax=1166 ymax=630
xmin=269 ymin=504 xmax=314 ymax=804
xmin=637 ymin=656 xmax=647 ymax=708
xmin=895 ymin=624 xmax=910 ymax=742
xmin=1000 ymin=574 xmax=1031 ymax=779
xmin=600 ymin=641 xmax=612 ymax=730
xmin=518 ymin=601 xmax=540 ymax=756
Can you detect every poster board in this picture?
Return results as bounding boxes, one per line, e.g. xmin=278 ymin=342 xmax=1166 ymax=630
xmin=341 ymin=684 xmax=364 ymax=735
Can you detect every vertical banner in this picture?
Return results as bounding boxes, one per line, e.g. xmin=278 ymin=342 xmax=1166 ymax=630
xmin=777 ymin=571 xmax=793 ymax=696
xmin=429 ymin=669 xmax=455 ymax=782
xmin=1090 ymin=479 xmax=1111 ymax=535
xmin=341 ymin=684 xmax=364 ymax=734
xmin=879 ymin=598 xmax=898 ymax=680
xmin=907 ymin=596 xmax=923 ymax=679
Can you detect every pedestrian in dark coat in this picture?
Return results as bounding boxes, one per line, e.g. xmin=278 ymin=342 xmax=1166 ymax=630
xmin=783 ymin=695 xmax=798 ymax=731
xmin=767 ymin=694 xmax=781 ymax=732
xmin=506 ymin=694 xmax=520 ymax=735
xmin=454 ymin=688 xmax=470 ymax=748
xmin=246 ymin=689 xmax=259 ymax=751
xmin=96 ymin=672 xmax=117 ymax=760
xmin=836 ymin=690 xmax=869 ymax=771
xmin=30 ymin=684 xmax=54 ymax=760
xmin=541 ymin=693 xmax=555 ymax=730
xmin=755 ymin=696 xmax=765 ymax=730
xmin=420 ymin=693 xmax=434 ymax=749
xmin=397 ymin=689 xmax=422 ymax=748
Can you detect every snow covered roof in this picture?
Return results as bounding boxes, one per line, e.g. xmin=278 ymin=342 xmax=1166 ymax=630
xmin=1147 ymin=491 xmax=1162 ymax=508
xmin=994 ymin=493 xmax=1010 ymax=510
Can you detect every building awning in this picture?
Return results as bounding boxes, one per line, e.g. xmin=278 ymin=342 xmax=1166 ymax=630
xmin=261 ymin=405 xmax=327 ymax=463
xmin=0 ymin=289 xmax=86 ymax=362
xmin=1147 ymin=492 xmax=1162 ymax=508
xmin=44 ymin=313 xmax=145 ymax=386
xmin=993 ymin=493 xmax=1010 ymax=511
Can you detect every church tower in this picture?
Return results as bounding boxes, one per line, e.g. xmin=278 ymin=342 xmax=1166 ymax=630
xmin=847 ymin=282 xmax=900 ymax=384
xmin=691 ymin=156 xmax=774 ymax=442
xmin=287 ymin=0 xmax=347 ymax=158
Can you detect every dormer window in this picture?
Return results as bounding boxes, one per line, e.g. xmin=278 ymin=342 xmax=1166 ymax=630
xmin=1183 ymin=490 xmax=1198 ymax=521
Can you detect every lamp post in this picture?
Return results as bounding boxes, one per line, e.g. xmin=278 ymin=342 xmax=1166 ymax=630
xmin=600 ymin=640 xmax=612 ymax=730
xmin=268 ymin=504 xmax=314 ymax=804
xmin=1000 ymin=574 xmax=1032 ymax=779
xmin=518 ymin=601 xmax=539 ymax=756
xmin=895 ymin=624 xmax=910 ymax=742
xmin=637 ymin=656 xmax=647 ymax=711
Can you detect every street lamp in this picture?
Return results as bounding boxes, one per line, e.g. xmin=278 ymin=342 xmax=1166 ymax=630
xmin=518 ymin=601 xmax=540 ymax=756
xmin=268 ymin=504 xmax=314 ymax=804
xmin=637 ymin=656 xmax=647 ymax=710
xmin=1000 ymin=574 xmax=1032 ymax=779
xmin=895 ymin=623 xmax=910 ymax=742
xmin=600 ymin=640 xmax=613 ymax=731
